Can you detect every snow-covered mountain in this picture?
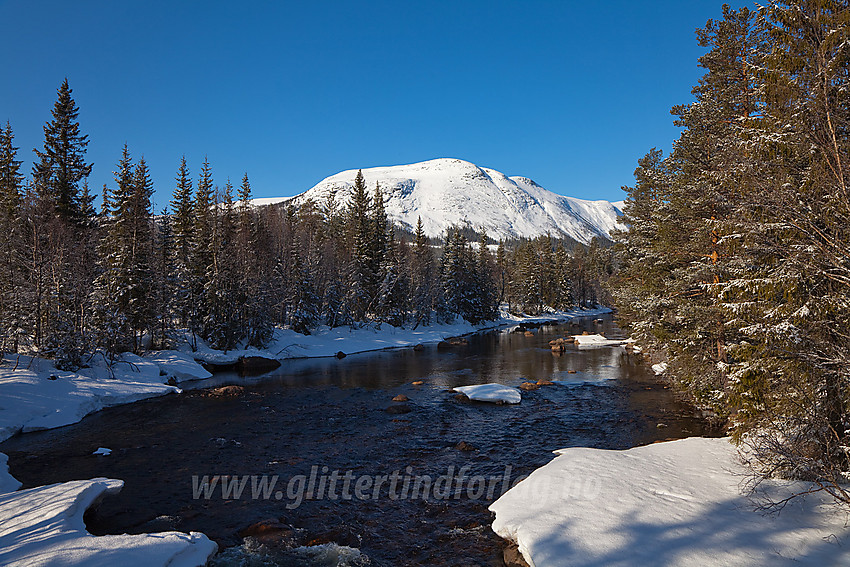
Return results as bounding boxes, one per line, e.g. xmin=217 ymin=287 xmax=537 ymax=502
xmin=283 ymin=158 xmax=624 ymax=244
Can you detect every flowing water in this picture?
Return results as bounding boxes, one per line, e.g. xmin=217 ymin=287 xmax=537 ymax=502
xmin=0 ymin=317 xmax=719 ymax=566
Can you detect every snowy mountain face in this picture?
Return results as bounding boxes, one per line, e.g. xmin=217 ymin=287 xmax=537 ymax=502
xmin=285 ymin=158 xmax=624 ymax=244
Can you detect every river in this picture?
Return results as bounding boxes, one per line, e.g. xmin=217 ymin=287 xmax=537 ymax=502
xmin=0 ymin=316 xmax=718 ymax=566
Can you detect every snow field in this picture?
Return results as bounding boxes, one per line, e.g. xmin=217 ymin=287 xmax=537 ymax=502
xmin=490 ymin=437 xmax=850 ymax=567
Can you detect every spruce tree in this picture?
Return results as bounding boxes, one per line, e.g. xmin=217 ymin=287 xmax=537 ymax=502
xmin=202 ymin=180 xmax=243 ymax=350
xmin=170 ymin=156 xmax=194 ymax=328
xmin=0 ymin=123 xmax=24 ymax=353
xmin=188 ymin=156 xmax=215 ymax=343
xmin=152 ymin=209 xmax=175 ymax=349
xmin=376 ymin=231 xmax=409 ymax=327
xmin=474 ymin=231 xmax=497 ymax=321
xmin=345 ymin=170 xmax=375 ymax=321
xmin=32 ymin=79 xmax=92 ymax=223
xmin=495 ymin=240 xmax=508 ymax=307
xmin=92 ymin=148 xmax=156 ymax=353
xmin=237 ymin=172 xmax=252 ymax=229
xmin=411 ymin=217 xmax=435 ymax=327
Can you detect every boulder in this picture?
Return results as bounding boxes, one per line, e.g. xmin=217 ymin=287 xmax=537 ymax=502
xmin=210 ymin=385 xmax=244 ymax=397
xmin=392 ymin=394 xmax=409 ymax=402
xmin=503 ymin=543 xmax=531 ymax=567
xmin=438 ymin=337 xmax=469 ymax=349
xmin=238 ymin=356 xmax=281 ymax=375
xmin=519 ymin=382 xmax=540 ymax=391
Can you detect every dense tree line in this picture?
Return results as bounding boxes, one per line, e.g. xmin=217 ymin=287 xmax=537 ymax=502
xmin=0 ymin=80 xmax=609 ymax=369
xmin=609 ymin=2 xmax=850 ymax=506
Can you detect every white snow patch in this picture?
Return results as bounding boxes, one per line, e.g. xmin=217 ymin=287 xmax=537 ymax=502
xmin=652 ymin=362 xmax=669 ymax=375
xmin=92 ymin=448 xmax=112 ymax=456
xmin=248 ymin=196 xmax=289 ymax=207
xmin=454 ymin=383 xmax=521 ymax=404
xmin=145 ymin=350 xmax=212 ymax=382
xmin=0 ymin=453 xmax=21 ymax=493
xmin=572 ymin=334 xmax=626 ymax=347
xmin=0 ymin=477 xmax=216 ymax=566
xmin=490 ymin=437 xmax=850 ymax=567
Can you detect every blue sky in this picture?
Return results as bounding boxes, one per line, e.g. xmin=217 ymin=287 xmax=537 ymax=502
xmin=0 ymin=0 xmax=748 ymax=208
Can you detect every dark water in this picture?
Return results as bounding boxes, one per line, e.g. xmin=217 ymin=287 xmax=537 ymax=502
xmin=0 ymin=317 xmax=718 ymax=566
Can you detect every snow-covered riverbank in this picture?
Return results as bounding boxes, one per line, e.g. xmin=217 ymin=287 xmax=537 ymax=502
xmin=0 ymin=306 xmax=610 ymax=444
xmin=490 ymin=437 xmax=850 ymax=566
xmin=0 ymin=351 xmax=210 ymax=443
xmin=187 ymin=306 xmax=612 ymax=365
xmin=0 ymin=457 xmax=216 ymax=567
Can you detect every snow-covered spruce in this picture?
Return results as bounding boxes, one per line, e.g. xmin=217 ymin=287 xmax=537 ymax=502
xmin=489 ymin=437 xmax=850 ymax=567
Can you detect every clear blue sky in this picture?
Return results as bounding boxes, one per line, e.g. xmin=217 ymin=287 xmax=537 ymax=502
xmin=0 ymin=0 xmax=749 ymax=209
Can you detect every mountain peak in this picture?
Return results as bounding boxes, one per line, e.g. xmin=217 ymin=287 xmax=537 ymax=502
xmin=289 ymin=159 xmax=624 ymax=243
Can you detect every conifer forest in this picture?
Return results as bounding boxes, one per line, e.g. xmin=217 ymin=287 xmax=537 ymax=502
xmin=0 ymin=80 xmax=610 ymax=368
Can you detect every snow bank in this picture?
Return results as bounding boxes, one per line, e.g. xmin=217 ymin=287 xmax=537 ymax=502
xmin=454 ymin=383 xmax=521 ymax=404
xmin=0 ymin=353 xmax=200 ymax=443
xmin=0 ymin=453 xmax=21 ymax=493
xmin=652 ymin=362 xmax=668 ymax=375
xmin=0 ymin=359 xmax=178 ymax=443
xmin=572 ymin=334 xmax=626 ymax=347
xmin=188 ymin=306 xmax=613 ymax=364
xmin=145 ymin=350 xmax=212 ymax=382
xmin=490 ymin=437 xmax=850 ymax=567
xmin=0 ymin=475 xmax=216 ymax=567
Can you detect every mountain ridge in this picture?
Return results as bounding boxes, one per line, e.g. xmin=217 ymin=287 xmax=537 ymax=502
xmin=268 ymin=158 xmax=624 ymax=244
